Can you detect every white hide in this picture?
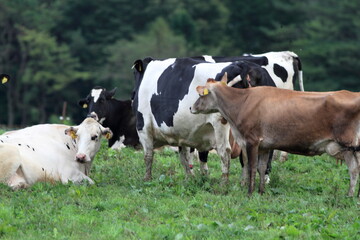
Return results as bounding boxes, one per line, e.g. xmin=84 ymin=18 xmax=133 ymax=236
xmin=248 ymin=51 xmax=303 ymax=91
xmin=137 ymin=60 xmax=232 ymax=150
xmin=91 ymin=89 xmax=103 ymax=103
xmin=136 ymin=60 xmax=234 ymax=179
xmin=0 ymin=118 xmax=108 ymax=189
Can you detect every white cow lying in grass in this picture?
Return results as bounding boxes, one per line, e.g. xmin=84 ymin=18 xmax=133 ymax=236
xmin=0 ymin=118 xmax=112 ymax=189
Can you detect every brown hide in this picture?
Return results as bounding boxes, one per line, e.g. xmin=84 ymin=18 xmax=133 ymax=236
xmin=193 ymin=81 xmax=360 ymax=197
xmin=212 ymin=86 xmax=360 ymax=154
xmin=229 ymin=131 xmax=241 ymax=159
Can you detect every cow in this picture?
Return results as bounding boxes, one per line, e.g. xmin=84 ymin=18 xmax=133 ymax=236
xmin=191 ymin=75 xmax=360 ymax=197
xmin=78 ymin=87 xmax=140 ymax=149
xmin=197 ymin=51 xmax=304 ymax=91
xmin=195 ymin=51 xmax=304 ymax=171
xmin=188 ymin=60 xmax=278 ymax=177
xmin=0 ymin=117 xmax=112 ymax=189
xmin=166 ymin=52 xmax=303 ymax=176
xmin=132 ymin=56 xmax=291 ymax=181
xmin=1 ymin=74 xmax=10 ymax=84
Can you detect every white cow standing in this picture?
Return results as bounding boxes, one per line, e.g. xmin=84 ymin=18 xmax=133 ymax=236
xmin=0 ymin=118 xmax=112 ymax=189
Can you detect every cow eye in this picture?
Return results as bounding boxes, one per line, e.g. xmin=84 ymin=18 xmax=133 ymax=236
xmin=91 ymin=135 xmax=98 ymax=141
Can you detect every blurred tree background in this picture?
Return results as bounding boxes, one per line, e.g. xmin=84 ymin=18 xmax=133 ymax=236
xmin=0 ymin=0 xmax=359 ymax=126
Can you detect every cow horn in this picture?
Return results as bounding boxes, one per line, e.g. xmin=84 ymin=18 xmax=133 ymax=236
xmin=221 ymin=72 xmax=228 ymax=85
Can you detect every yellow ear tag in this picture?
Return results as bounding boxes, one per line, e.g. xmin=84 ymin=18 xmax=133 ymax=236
xmin=82 ymin=103 xmax=88 ymax=109
xmin=203 ymin=88 xmax=209 ymax=96
xmin=105 ymin=132 xmax=112 ymax=139
xmin=2 ymin=77 xmax=8 ymax=84
xmin=70 ymin=131 xmax=77 ymax=139
xmin=221 ymin=81 xmax=227 ymax=86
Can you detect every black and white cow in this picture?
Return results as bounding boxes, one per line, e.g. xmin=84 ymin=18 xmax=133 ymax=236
xmin=78 ymin=87 xmax=140 ymax=149
xmin=132 ymin=51 xmax=303 ymax=181
xmin=198 ymin=51 xmax=304 ymax=91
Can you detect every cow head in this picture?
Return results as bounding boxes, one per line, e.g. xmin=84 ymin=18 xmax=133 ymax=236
xmin=215 ymin=61 xmax=265 ymax=88
xmin=1 ymin=74 xmax=10 ymax=84
xmin=190 ymin=73 xmax=228 ymax=115
xmin=65 ymin=118 xmax=113 ymax=163
xmin=78 ymin=87 xmax=117 ymax=124
xmin=132 ymin=57 xmax=153 ymax=113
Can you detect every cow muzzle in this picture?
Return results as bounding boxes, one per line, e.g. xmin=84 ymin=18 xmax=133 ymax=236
xmin=88 ymin=112 xmax=99 ymax=121
xmin=189 ymin=106 xmax=198 ymax=114
xmin=76 ymin=153 xmax=88 ymax=163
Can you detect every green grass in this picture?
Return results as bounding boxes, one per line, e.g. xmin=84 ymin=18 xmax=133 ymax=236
xmin=0 ymin=141 xmax=360 ymax=239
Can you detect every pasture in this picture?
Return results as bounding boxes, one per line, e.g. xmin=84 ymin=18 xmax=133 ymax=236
xmin=0 ymin=139 xmax=359 ymax=239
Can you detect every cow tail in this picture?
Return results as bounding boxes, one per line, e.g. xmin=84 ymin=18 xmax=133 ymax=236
xmin=295 ymin=56 xmax=304 ymax=91
xmin=292 ymin=54 xmax=304 ymax=92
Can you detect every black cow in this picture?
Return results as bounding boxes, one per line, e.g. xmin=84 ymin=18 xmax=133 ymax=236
xmin=78 ymin=87 xmax=140 ymax=149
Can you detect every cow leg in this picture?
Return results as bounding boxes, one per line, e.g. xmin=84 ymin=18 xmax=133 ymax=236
xmin=344 ymin=151 xmax=360 ymax=197
xmin=144 ymin=148 xmax=154 ymax=181
xmin=272 ymin=150 xmax=288 ymax=162
xmin=246 ymin=143 xmax=259 ymax=195
xmin=138 ymin=133 xmax=154 ymax=181
xmin=188 ymin=148 xmax=195 ymax=170
xmin=66 ymin=172 xmax=95 ymax=185
xmin=217 ymin=146 xmax=231 ymax=182
xmin=258 ymin=151 xmax=270 ymax=194
xmin=7 ymin=167 xmax=29 ymax=190
xmin=241 ymin=150 xmax=270 ymax=186
xmin=264 ymin=150 xmax=274 ymax=184
xmin=198 ymin=151 xmax=209 ymax=175
xmin=279 ymin=151 xmax=288 ymax=162
xmin=179 ymin=147 xmax=194 ymax=177
xmin=0 ymin=144 xmax=28 ymax=189
xmin=240 ymin=150 xmax=249 ymax=186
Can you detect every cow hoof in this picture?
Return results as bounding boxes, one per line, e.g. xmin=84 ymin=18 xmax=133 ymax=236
xmin=201 ymin=169 xmax=209 ymax=175
xmin=187 ymin=169 xmax=195 ymax=176
xmin=12 ymin=182 xmax=29 ymax=190
xmin=265 ymin=175 xmax=270 ymax=184
xmin=143 ymin=176 xmax=152 ymax=181
xmin=240 ymin=179 xmax=248 ymax=187
xmin=221 ymin=173 xmax=229 ymax=185
xmin=221 ymin=173 xmax=229 ymax=180
xmin=347 ymin=193 xmax=354 ymax=198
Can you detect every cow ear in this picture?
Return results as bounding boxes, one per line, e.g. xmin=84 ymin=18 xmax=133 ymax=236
xmin=132 ymin=59 xmax=144 ymax=72
xmin=78 ymin=99 xmax=89 ymax=108
xmin=101 ymin=127 xmax=113 ymax=140
xmin=220 ymin=72 xmax=228 ymax=85
xmin=105 ymin=88 xmax=117 ymax=99
xmin=206 ymin=78 xmax=216 ymax=84
xmin=196 ymin=86 xmax=210 ymax=96
xmin=1 ymin=74 xmax=10 ymax=84
xmin=65 ymin=127 xmax=78 ymax=139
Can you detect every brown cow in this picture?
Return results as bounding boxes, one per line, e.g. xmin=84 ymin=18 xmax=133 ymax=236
xmin=190 ymin=74 xmax=360 ymax=197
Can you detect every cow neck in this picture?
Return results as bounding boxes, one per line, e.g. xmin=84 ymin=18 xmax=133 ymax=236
xmin=109 ymin=99 xmax=132 ymax=135
xmin=212 ymin=85 xmax=248 ymax=124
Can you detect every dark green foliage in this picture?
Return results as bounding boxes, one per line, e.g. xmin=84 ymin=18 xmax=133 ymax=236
xmin=0 ymin=0 xmax=359 ymax=125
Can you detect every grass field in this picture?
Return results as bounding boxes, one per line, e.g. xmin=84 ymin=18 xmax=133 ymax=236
xmin=1 ymin=140 xmax=360 ymax=239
